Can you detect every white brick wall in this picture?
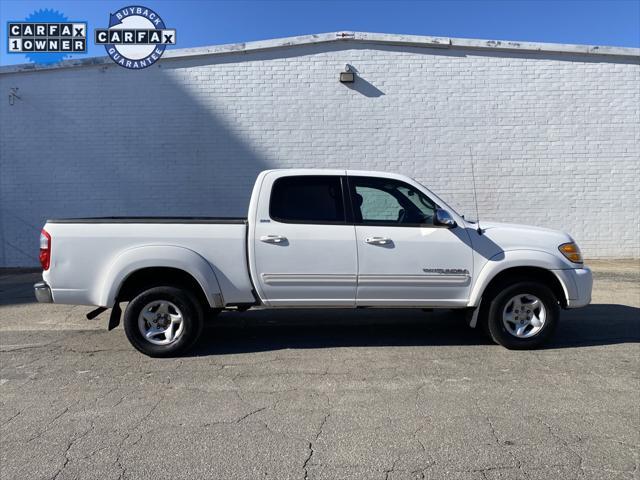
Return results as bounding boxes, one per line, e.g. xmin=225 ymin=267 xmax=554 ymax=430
xmin=1 ymin=41 xmax=639 ymax=266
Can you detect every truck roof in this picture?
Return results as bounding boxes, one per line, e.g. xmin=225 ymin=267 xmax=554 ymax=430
xmin=261 ymin=168 xmax=416 ymax=181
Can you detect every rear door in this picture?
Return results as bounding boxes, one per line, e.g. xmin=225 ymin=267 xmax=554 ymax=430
xmin=251 ymin=172 xmax=357 ymax=307
xmin=348 ymin=175 xmax=474 ymax=307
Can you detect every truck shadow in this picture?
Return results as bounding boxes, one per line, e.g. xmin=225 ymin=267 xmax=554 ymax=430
xmin=190 ymin=303 xmax=640 ymax=356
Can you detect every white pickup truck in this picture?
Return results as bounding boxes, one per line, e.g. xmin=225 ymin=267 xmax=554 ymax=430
xmin=35 ymin=169 xmax=592 ymax=356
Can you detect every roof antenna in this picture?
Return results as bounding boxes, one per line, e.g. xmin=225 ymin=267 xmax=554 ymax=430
xmin=469 ymin=147 xmax=483 ymax=235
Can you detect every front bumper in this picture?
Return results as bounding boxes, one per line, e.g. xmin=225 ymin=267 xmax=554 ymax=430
xmin=564 ymin=267 xmax=593 ymax=308
xmin=34 ymin=282 xmax=53 ymax=303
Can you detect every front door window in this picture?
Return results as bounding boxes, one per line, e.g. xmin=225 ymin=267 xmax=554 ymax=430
xmin=350 ymin=177 xmax=436 ymax=226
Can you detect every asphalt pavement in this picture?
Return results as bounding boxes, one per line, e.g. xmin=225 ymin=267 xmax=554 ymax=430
xmin=0 ymin=261 xmax=638 ymax=479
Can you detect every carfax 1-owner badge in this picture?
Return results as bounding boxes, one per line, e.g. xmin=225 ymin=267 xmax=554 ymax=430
xmin=95 ymin=5 xmax=176 ymax=69
xmin=7 ymin=9 xmax=87 ymax=64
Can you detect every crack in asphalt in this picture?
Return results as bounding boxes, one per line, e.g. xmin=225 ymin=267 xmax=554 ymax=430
xmin=1 ymin=409 xmax=22 ymax=426
xmin=382 ymin=454 xmax=399 ymax=480
xmin=0 ymin=340 xmax=58 ymax=352
xmin=236 ymin=406 xmax=267 ymax=423
xmin=50 ymin=423 xmax=93 ymax=480
xmin=538 ymin=416 xmax=585 ymax=478
xmin=112 ymin=395 xmax=164 ymax=480
xmin=26 ymin=406 xmax=71 ymax=443
xmin=302 ymin=442 xmax=313 ymax=480
xmin=302 ymin=412 xmax=330 ymax=480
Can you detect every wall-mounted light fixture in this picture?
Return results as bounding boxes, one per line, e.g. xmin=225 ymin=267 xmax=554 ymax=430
xmin=339 ymin=64 xmax=355 ymax=83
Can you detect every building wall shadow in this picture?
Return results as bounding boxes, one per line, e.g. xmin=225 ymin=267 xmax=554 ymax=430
xmin=0 ymin=57 xmax=273 ymax=266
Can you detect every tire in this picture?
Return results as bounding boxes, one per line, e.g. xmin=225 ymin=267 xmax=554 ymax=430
xmin=486 ymin=281 xmax=559 ymax=350
xmin=123 ymin=286 xmax=204 ymax=357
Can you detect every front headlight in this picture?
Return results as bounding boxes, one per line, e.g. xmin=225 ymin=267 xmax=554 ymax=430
xmin=559 ymin=242 xmax=583 ymax=264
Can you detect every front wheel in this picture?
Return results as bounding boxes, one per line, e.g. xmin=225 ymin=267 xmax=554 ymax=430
xmin=123 ymin=286 xmax=204 ymax=357
xmin=486 ymin=281 xmax=560 ymax=349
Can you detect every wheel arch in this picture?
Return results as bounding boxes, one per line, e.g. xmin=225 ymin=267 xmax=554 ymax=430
xmin=478 ymin=266 xmax=567 ymax=308
xmin=99 ymin=245 xmax=223 ymax=308
xmin=469 ymin=250 xmax=573 ymax=309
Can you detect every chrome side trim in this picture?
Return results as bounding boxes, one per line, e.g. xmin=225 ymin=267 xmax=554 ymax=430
xmin=261 ymin=274 xmax=357 ymax=286
xmin=265 ymin=299 xmax=356 ymax=307
xmin=356 ymin=298 xmax=469 ymax=307
xmin=34 ymin=282 xmax=53 ymax=303
xmin=358 ymin=274 xmax=470 ymax=286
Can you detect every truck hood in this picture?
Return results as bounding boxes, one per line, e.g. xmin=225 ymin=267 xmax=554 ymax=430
xmin=467 ymin=220 xmax=574 ymax=260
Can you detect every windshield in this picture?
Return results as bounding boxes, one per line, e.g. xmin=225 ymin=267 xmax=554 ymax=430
xmin=411 ymin=177 xmax=466 ymax=220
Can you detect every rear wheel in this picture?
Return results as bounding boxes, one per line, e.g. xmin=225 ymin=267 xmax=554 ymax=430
xmin=486 ymin=281 xmax=559 ymax=349
xmin=123 ymin=286 xmax=203 ymax=357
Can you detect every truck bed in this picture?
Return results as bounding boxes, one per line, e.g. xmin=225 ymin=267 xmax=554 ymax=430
xmin=47 ymin=217 xmax=247 ymax=224
xmin=42 ymin=220 xmax=255 ymax=307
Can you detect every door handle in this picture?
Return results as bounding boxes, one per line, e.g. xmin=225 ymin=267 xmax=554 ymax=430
xmin=260 ymin=235 xmax=287 ymax=244
xmin=365 ymin=237 xmax=392 ymax=245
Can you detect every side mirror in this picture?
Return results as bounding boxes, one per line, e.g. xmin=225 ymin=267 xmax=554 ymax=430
xmin=434 ymin=208 xmax=457 ymax=228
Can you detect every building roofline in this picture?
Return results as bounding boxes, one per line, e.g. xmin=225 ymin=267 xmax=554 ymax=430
xmin=1 ymin=31 xmax=638 ymax=74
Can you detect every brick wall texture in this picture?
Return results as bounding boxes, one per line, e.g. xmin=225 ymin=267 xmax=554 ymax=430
xmin=1 ymin=42 xmax=639 ymax=266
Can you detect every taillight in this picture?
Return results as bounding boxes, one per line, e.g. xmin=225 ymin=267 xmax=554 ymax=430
xmin=39 ymin=229 xmax=51 ymax=270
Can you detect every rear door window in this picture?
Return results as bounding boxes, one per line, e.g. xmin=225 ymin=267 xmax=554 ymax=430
xmin=270 ymin=176 xmax=346 ymax=224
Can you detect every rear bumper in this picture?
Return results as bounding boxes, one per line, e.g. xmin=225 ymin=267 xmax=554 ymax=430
xmin=564 ymin=267 xmax=593 ymax=308
xmin=34 ymin=282 xmax=53 ymax=303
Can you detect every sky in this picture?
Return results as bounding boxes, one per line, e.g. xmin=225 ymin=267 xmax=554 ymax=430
xmin=1 ymin=0 xmax=639 ymax=66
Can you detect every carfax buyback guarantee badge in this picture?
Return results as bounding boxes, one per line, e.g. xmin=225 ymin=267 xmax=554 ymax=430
xmin=95 ymin=5 xmax=175 ymax=69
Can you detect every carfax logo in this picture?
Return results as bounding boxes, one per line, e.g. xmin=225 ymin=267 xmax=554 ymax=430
xmin=95 ymin=5 xmax=176 ymax=69
xmin=7 ymin=9 xmax=87 ymax=64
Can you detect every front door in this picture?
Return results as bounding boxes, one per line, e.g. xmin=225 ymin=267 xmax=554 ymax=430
xmin=348 ymin=175 xmax=474 ymax=307
xmin=252 ymin=173 xmax=357 ymax=307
